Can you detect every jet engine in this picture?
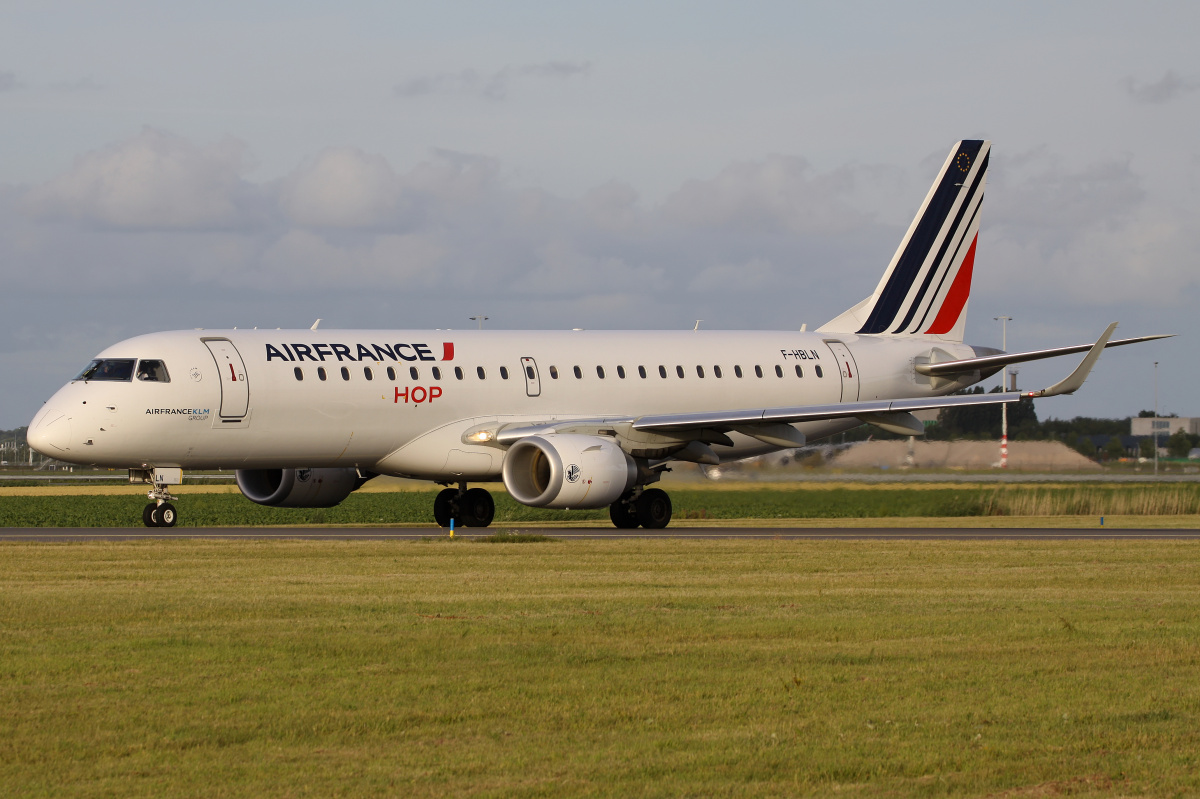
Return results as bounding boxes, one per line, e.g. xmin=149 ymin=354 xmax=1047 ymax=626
xmin=502 ymin=434 xmax=636 ymax=509
xmin=235 ymin=468 xmax=374 ymax=508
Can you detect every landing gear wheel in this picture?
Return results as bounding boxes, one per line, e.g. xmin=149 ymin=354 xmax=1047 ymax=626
xmin=143 ymin=502 xmax=160 ymax=528
xmin=154 ymin=502 xmax=178 ymax=528
xmin=609 ymin=497 xmax=640 ymax=528
xmin=635 ymin=488 xmax=672 ymax=529
xmin=459 ymin=488 xmax=495 ymax=527
xmin=433 ymin=488 xmax=457 ymax=528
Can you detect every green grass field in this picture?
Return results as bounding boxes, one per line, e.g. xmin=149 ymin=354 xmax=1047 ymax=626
xmin=5 ymin=484 xmax=1200 ymax=526
xmin=3 ymin=539 xmax=1199 ymax=797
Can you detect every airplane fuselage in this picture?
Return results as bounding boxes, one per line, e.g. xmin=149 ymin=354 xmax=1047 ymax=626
xmin=28 ymin=328 xmax=985 ymax=478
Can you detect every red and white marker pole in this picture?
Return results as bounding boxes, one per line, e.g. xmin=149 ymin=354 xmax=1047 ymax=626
xmin=1000 ymin=402 xmax=1008 ymax=469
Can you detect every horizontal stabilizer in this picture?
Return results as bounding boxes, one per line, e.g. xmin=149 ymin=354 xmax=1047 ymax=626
xmin=915 ymin=331 xmax=1173 ymax=377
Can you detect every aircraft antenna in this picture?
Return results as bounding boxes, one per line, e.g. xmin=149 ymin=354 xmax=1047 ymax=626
xmin=311 ymin=319 xmax=322 ymax=331
xmin=693 ymin=320 xmax=703 ymax=331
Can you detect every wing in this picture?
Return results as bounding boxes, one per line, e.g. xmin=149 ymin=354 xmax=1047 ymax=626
xmin=492 ymin=323 xmax=1140 ymax=455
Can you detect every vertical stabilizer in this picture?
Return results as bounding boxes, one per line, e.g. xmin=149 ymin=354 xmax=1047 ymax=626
xmin=820 ymin=140 xmax=989 ymax=343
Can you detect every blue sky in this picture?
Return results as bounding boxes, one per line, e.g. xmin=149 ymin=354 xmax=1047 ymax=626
xmin=2 ymin=1 xmax=1196 ymax=428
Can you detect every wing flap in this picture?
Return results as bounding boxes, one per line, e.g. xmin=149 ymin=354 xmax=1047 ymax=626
xmin=632 ymin=392 xmax=1020 ymax=433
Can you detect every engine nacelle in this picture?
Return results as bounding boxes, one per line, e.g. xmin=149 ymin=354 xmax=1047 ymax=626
xmin=235 ymin=468 xmax=373 ymax=508
xmin=502 ymin=434 xmax=636 ymax=509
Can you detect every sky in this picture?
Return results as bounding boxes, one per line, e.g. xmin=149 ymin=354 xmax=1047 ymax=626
xmin=2 ymin=1 xmax=1197 ymax=429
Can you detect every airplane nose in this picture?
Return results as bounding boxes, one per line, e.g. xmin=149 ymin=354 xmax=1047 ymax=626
xmin=28 ymin=408 xmax=71 ymax=456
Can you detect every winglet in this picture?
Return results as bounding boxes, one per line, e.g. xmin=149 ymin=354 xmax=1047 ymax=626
xmin=1026 ymin=322 xmax=1117 ymax=398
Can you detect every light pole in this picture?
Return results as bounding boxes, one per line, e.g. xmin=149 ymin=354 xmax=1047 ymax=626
xmin=1154 ymin=360 xmax=1159 ymax=477
xmin=995 ymin=316 xmax=1012 ymax=468
xmin=469 ymin=315 xmax=489 ymax=330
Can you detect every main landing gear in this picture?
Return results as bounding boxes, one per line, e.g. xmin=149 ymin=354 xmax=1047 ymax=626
xmin=609 ymin=488 xmax=672 ymax=529
xmin=434 ymin=483 xmax=496 ymax=528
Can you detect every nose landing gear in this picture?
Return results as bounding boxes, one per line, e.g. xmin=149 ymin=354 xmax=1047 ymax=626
xmin=131 ymin=468 xmax=182 ymax=528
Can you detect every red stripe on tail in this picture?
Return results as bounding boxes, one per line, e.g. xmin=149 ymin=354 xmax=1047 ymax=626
xmin=924 ymin=234 xmax=977 ymax=335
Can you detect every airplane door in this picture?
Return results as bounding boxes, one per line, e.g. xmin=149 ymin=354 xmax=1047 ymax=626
xmin=520 ymin=357 xmax=541 ymax=397
xmin=203 ymin=338 xmax=250 ymax=418
xmin=823 ymin=340 xmax=860 ymax=402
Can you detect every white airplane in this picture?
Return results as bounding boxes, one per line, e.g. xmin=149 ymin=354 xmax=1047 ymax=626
xmin=27 ymin=140 xmax=1168 ymax=528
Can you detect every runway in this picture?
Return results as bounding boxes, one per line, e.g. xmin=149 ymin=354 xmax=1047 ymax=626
xmin=3 ymin=526 xmax=1200 ymax=541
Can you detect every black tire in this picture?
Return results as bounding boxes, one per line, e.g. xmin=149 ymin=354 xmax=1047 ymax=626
xmin=433 ymin=488 xmax=457 ymax=528
xmin=635 ymin=488 xmax=672 ymax=529
xmin=609 ymin=498 xmax=640 ymax=528
xmin=143 ymin=502 xmax=160 ymax=528
xmin=155 ymin=502 xmax=178 ymax=528
xmin=459 ymin=488 xmax=495 ymax=528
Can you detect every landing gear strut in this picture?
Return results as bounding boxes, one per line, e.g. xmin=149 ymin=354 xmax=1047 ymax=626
xmin=132 ymin=467 xmax=182 ymax=528
xmin=433 ymin=483 xmax=495 ymax=528
xmin=143 ymin=486 xmax=178 ymax=528
xmin=609 ymin=487 xmax=673 ymax=529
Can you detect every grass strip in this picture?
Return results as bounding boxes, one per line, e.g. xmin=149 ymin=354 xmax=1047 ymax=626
xmin=1 ymin=539 xmax=1199 ymax=797
xmin=5 ymin=485 xmax=1200 ymax=527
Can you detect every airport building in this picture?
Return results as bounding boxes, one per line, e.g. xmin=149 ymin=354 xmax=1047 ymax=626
xmin=1130 ymin=417 xmax=1200 ymax=437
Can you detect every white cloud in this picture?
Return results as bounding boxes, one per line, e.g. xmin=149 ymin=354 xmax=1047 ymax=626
xmin=688 ymin=258 xmax=778 ymax=293
xmin=22 ymin=127 xmax=255 ymax=229
xmin=659 ymin=156 xmax=872 ymax=235
xmin=1125 ymin=70 xmax=1199 ymax=104
xmin=254 ymin=229 xmax=445 ymax=290
xmin=394 ymin=61 xmax=591 ymax=100
xmin=280 ymin=147 xmax=405 ymax=229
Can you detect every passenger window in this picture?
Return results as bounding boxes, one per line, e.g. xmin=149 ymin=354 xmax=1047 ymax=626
xmin=387 ymin=366 xmax=396 ymax=381
xmin=775 ymin=365 xmax=783 ymax=378
xmin=136 ymin=359 xmax=170 ymax=382
xmin=795 ymin=365 xmax=803 ymax=378
xmin=755 ymin=365 xmax=763 ymax=378
xmin=815 ymin=365 xmax=823 ymax=378
xmin=676 ymin=365 xmax=685 ymax=378
xmin=455 ymin=367 xmax=464 ymax=380
xmin=318 ymin=367 xmax=327 ymax=381
xmin=294 ymin=367 xmax=303 ymax=381
xmin=573 ymin=366 xmax=582 ymax=379
xmin=500 ymin=366 xmax=509 ymax=379
xmin=617 ymin=365 xmax=626 ymax=379
xmin=341 ymin=366 xmax=351 ymax=380
xmin=658 ymin=365 xmax=667 ymax=378
xmin=735 ymin=365 xmax=743 ymax=378
xmin=597 ymin=366 xmax=605 ymax=379
xmin=696 ymin=365 xmax=705 ymax=378
xmin=364 ymin=367 xmax=373 ymax=381
xmin=409 ymin=366 xmax=419 ymax=380
xmin=477 ymin=366 xmax=486 ymax=380
xmin=432 ymin=367 xmax=441 ymax=380
xmin=525 ymin=366 xmax=535 ymax=380
xmin=550 ymin=366 xmax=559 ymax=379
xmin=714 ymin=365 xmax=722 ymax=378
xmin=638 ymin=366 xmax=647 ymax=379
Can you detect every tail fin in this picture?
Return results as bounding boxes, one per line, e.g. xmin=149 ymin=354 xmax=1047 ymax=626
xmin=820 ymin=140 xmax=990 ymax=342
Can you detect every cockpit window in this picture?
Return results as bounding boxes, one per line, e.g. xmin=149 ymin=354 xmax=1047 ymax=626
xmin=75 ymin=359 xmax=136 ymax=382
xmin=136 ymin=360 xmax=170 ymax=382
